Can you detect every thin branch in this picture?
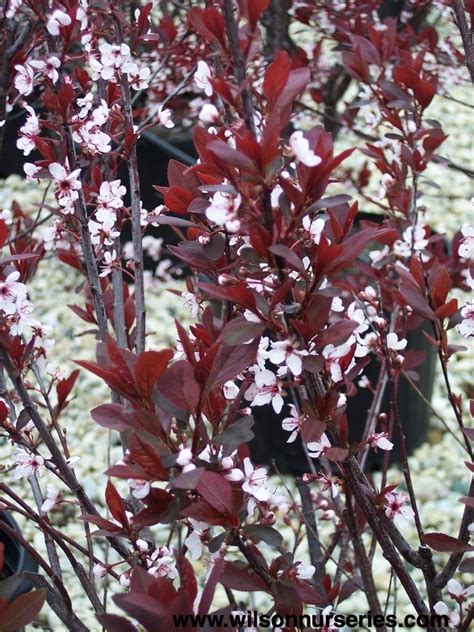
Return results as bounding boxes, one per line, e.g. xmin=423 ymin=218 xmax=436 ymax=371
xmin=115 ymin=16 xmax=146 ymax=354
xmin=222 ymin=0 xmax=256 ymax=135
xmin=452 ymin=0 xmax=474 ymax=82
xmin=295 ymin=478 xmax=327 ymax=599
xmin=344 ymin=495 xmax=386 ymax=630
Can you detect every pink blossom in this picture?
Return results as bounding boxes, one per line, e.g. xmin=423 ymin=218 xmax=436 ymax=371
xmin=182 ymin=291 xmax=200 ymax=317
xmin=42 ymin=219 xmax=64 ymax=251
xmin=322 ymin=341 xmax=352 ymax=383
xmin=14 ymin=64 xmax=34 ymax=96
xmin=457 ymin=301 xmax=474 ymax=337
xmin=199 ymin=103 xmax=219 ymax=124
xmin=295 ymin=562 xmax=315 ymax=581
xmin=223 ymin=380 xmax=239 ymax=400
xmin=29 ymin=56 xmax=61 ymax=84
xmin=17 ymin=106 xmax=40 ymax=156
xmin=88 ymin=208 xmax=119 ymax=246
xmin=459 ymin=224 xmax=474 ymax=259
xmin=48 ymin=162 xmax=82 ymax=210
xmin=99 ymin=250 xmax=117 ymax=277
xmin=128 ymin=478 xmax=151 ymax=499
xmin=149 ymin=547 xmax=178 ymax=580
xmin=281 ymin=405 xmax=305 ymax=443
xmin=446 ymin=578 xmax=474 ymax=602
xmin=184 ymin=520 xmax=209 ymax=560
xmin=46 ymin=9 xmax=72 ymax=36
xmin=157 ymin=106 xmax=174 ymax=128
xmin=176 ymin=447 xmax=195 ymax=472
xmin=386 ymin=332 xmax=407 ymax=351
xmin=93 ymin=563 xmax=107 ymax=579
xmin=40 ymin=484 xmax=60 ymax=512
xmin=244 ymin=367 xmax=284 ymax=413
xmin=384 ymin=490 xmax=415 ymax=524
xmin=302 ymin=216 xmax=326 ymax=244
xmin=194 ymin=61 xmax=213 ymax=96
xmin=242 ymin=458 xmax=272 ymax=502
xmin=433 ymin=601 xmax=460 ymax=628
xmin=11 ymin=449 xmax=44 ymax=479
xmin=24 ymin=162 xmax=40 ymax=179
xmin=367 ymin=432 xmax=393 ymax=451
xmin=268 ymin=339 xmax=308 ymax=376
xmin=205 ymin=191 xmax=241 ymax=233
xmin=289 ymin=131 xmax=322 ymax=167
xmin=307 ymin=433 xmax=331 ymax=459
xmin=0 ymin=271 xmax=27 ymax=315
xmin=99 ymin=43 xmax=131 ymax=77
xmin=97 ymin=180 xmax=126 ymax=211
xmin=393 ymin=225 xmax=429 ymax=259
xmin=125 ymin=62 xmax=151 ymax=90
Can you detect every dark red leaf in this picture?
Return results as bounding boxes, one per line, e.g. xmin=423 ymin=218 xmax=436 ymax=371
xmin=219 ymin=562 xmax=268 ymax=592
xmin=0 ymin=219 xmax=7 ymax=248
xmin=97 ymin=613 xmax=139 ymax=632
xmin=56 ymin=369 xmax=80 ymax=410
xmin=197 ymin=556 xmax=224 ymax=615
xmin=135 ymin=350 xmax=173 ymax=402
xmin=315 ymin=320 xmax=358 ymax=349
xmin=205 ymin=338 xmax=259 ymax=392
xmin=105 ymin=481 xmax=128 ymax=526
xmin=400 ymin=284 xmax=435 ymax=321
xmin=181 ymin=500 xmax=231 ymax=527
xmin=198 ymin=282 xmax=257 ymax=312
xmin=156 ymin=360 xmax=201 ymax=412
xmin=422 ymin=532 xmax=473 ymax=553
xmin=221 ymin=318 xmax=264 ymax=345
xmin=269 ymin=244 xmax=305 ymax=273
xmin=196 ymin=471 xmax=235 ymax=516
xmin=129 ymin=434 xmax=168 ymax=480
xmin=263 ymin=50 xmax=291 ymax=104
xmin=0 ymin=589 xmax=47 ymax=631
xmin=91 ymin=403 xmax=131 ymax=432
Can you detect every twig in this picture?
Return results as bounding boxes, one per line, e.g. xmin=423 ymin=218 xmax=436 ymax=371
xmin=115 ymin=15 xmax=146 ymax=354
xmin=295 ymin=478 xmax=327 ymax=599
xmin=344 ymin=495 xmax=386 ymax=630
xmin=452 ymin=0 xmax=474 ymax=82
xmin=222 ymin=0 xmax=256 ymax=135
xmin=434 ymin=477 xmax=474 ymax=590
xmin=401 ymin=369 xmax=467 ymax=451
xmin=65 ymin=126 xmax=109 ymax=342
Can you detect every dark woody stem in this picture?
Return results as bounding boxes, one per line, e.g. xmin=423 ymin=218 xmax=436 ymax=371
xmin=222 ymin=0 xmax=257 ymax=135
xmin=342 ymin=458 xmax=433 ymax=624
xmin=343 ymin=492 xmax=386 ymax=631
xmin=452 ymin=0 xmax=474 ymax=82
xmin=115 ymin=6 xmax=146 ymax=354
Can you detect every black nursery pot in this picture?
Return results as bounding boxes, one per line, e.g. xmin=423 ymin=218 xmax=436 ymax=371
xmin=0 ymin=511 xmax=38 ymax=600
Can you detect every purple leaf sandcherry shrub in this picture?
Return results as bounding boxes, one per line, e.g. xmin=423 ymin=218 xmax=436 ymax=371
xmin=0 ymin=0 xmax=473 ymax=631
